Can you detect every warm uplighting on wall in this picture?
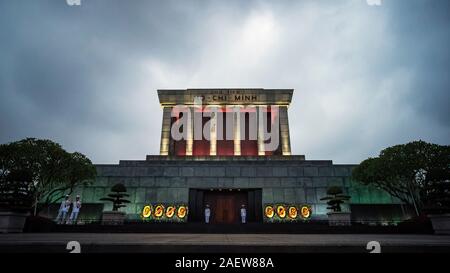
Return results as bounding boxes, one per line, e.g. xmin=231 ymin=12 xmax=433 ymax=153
xmin=264 ymin=204 xmax=312 ymax=222
xmin=141 ymin=204 xmax=188 ymax=222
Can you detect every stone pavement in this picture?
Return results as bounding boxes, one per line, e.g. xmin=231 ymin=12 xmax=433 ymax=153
xmin=1 ymin=233 xmax=450 ymax=253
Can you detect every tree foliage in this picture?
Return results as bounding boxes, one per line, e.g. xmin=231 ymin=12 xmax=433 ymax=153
xmin=352 ymin=140 xmax=450 ymax=214
xmin=320 ymin=186 xmax=351 ymax=212
xmin=100 ymin=183 xmax=130 ymax=211
xmin=0 ymin=138 xmax=96 ymax=213
xmin=421 ymin=168 xmax=450 ymax=214
xmin=0 ymin=169 xmax=34 ymax=212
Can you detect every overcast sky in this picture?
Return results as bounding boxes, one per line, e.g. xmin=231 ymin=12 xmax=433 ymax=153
xmin=0 ymin=0 xmax=449 ymax=164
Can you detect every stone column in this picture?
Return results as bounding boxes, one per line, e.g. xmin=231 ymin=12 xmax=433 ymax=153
xmin=185 ymin=106 xmax=194 ymax=156
xmin=257 ymin=105 xmax=266 ymax=156
xmin=279 ymin=106 xmax=292 ymax=156
xmin=209 ymin=110 xmax=217 ymax=156
xmin=159 ymin=106 xmax=172 ymax=156
xmin=234 ymin=106 xmax=241 ymax=156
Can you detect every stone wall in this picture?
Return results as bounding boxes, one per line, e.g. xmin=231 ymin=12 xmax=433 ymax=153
xmin=74 ymin=157 xmax=401 ymax=220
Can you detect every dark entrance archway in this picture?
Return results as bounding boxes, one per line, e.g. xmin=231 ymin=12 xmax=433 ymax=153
xmin=188 ymin=189 xmax=262 ymax=224
xmin=204 ymin=191 xmax=247 ymax=224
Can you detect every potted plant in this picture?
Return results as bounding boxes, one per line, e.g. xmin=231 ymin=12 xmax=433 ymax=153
xmin=100 ymin=183 xmax=130 ymax=225
xmin=421 ymin=169 xmax=450 ymax=234
xmin=0 ymin=170 xmax=34 ymax=233
xmin=320 ymin=186 xmax=351 ymax=226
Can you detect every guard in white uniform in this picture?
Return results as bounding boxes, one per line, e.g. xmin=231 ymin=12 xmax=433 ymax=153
xmin=240 ymin=205 xmax=247 ymax=224
xmin=68 ymin=195 xmax=82 ymax=225
xmin=204 ymin=204 xmax=211 ymax=224
xmin=55 ymin=195 xmax=70 ymax=224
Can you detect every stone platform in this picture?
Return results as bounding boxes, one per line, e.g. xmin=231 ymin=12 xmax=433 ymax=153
xmin=50 ymin=222 xmax=432 ymax=234
xmin=1 ymin=233 xmax=449 ymax=253
xmin=65 ymin=156 xmax=407 ymax=223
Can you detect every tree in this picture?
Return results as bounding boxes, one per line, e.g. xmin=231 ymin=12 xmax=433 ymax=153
xmin=421 ymin=168 xmax=450 ymax=214
xmin=0 ymin=138 xmax=96 ymax=214
xmin=320 ymin=186 xmax=351 ymax=212
xmin=0 ymin=169 xmax=34 ymax=212
xmin=40 ymin=151 xmax=96 ymax=210
xmin=352 ymin=140 xmax=450 ymax=215
xmin=100 ymin=183 xmax=130 ymax=211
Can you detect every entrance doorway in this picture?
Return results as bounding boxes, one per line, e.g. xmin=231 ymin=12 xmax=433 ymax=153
xmin=204 ymin=191 xmax=247 ymax=224
xmin=188 ymin=188 xmax=262 ymax=223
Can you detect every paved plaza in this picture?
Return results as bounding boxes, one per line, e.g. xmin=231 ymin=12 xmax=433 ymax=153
xmin=1 ymin=233 xmax=449 ymax=253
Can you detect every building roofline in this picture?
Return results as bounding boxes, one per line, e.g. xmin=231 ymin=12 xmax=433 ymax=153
xmin=157 ymin=88 xmax=294 ymax=106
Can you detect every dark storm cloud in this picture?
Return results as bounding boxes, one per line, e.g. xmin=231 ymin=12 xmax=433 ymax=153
xmin=0 ymin=0 xmax=449 ymax=164
xmin=386 ymin=0 xmax=450 ymax=126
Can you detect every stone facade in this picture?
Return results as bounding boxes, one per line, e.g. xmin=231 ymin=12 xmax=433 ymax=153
xmin=72 ymin=89 xmax=409 ymax=223
xmin=75 ymin=156 xmax=402 ymax=221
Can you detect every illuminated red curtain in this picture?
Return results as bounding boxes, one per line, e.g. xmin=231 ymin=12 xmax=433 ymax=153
xmin=193 ymin=114 xmax=210 ymax=156
xmin=216 ymin=107 xmax=234 ymax=156
xmin=241 ymin=111 xmax=258 ymax=156
xmin=264 ymin=106 xmax=282 ymax=156
xmin=264 ymin=109 xmax=273 ymax=156
xmin=171 ymin=114 xmax=186 ymax=156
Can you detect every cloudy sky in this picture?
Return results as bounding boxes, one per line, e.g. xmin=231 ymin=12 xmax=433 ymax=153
xmin=0 ymin=0 xmax=448 ymax=164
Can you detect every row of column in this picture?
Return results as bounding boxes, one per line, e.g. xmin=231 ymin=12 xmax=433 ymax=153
xmin=160 ymin=106 xmax=291 ymax=156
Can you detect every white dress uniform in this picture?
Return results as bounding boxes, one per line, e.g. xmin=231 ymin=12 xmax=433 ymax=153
xmin=240 ymin=207 xmax=247 ymax=223
xmin=55 ymin=199 xmax=70 ymax=224
xmin=205 ymin=207 xmax=211 ymax=223
xmin=68 ymin=199 xmax=81 ymax=224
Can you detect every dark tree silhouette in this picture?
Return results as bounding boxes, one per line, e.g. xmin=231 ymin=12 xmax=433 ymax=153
xmin=320 ymin=186 xmax=351 ymax=212
xmin=0 ymin=138 xmax=96 ymax=214
xmin=0 ymin=169 xmax=34 ymax=212
xmin=100 ymin=183 xmax=131 ymax=211
xmin=421 ymin=169 xmax=450 ymax=214
xmin=352 ymin=140 xmax=450 ymax=215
